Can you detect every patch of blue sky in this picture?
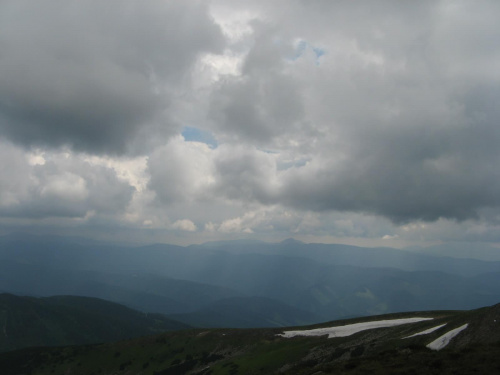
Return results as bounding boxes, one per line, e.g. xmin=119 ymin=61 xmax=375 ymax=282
xmin=289 ymin=39 xmax=325 ymax=65
xmin=181 ymin=127 xmax=218 ymax=148
xmin=259 ymin=148 xmax=279 ymax=155
xmin=277 ymin=159 xmax=308 ymax=171
xmin=258 ymin=147 xmax=308 ymax=170
xmin=313 ymin=46 xmax=326 ymax=60
xmin=294 ymin=40 xmax=307 ymax=60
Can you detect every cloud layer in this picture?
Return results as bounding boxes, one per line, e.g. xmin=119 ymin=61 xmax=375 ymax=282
xmin=0 ymin=0 xmax=223 ymax=154
xmin=1 ymin=0 xmax=500 ymax=246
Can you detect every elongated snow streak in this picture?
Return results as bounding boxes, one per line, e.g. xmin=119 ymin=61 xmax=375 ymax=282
xmin=426 ymin=323 xmax=468 ymax=351
xmin=279 ymin=317 xmax=433 ymax=339
xmin=403 ymin=324 xmax=447 ymax=339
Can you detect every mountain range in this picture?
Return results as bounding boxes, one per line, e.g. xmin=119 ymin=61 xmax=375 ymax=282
xmin=1 ymin=234 xmax=500 ymax=326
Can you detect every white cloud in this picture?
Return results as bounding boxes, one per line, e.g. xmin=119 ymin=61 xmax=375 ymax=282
xmin=0 ymin=141 xmax=134 ymax=220
xmin=382 ymin=234 xmax=399 ymax=240
xmin=172 ymin=219 xmax=197 ymax=232
xmin=148 ymin=136 xmax=216 ymax=205
xmin=40 ymin=172 xmax=88 ymax=202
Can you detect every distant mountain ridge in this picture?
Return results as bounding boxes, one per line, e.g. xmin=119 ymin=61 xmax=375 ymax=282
xmin=1 ymin=234 xmax=499 ymax=325
xmin=405 ymin=242 xmax=500 ymax=262
xmin=192 ymin=238 xmax=500 ymax=277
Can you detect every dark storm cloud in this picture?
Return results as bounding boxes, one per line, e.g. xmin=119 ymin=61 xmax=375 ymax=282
xmin=206 ymin=0 xmax=500 ymax=224
xmin=212 ymin=145 xmax=278 ymax=204
xmin=0 ymin=0 xmax=224 ymax=155
xmin=2 ymin=0 xmax=500 ymax=242
xmin=277 ymin=70 xmax=500 ymax=223
xmin=280 ymin=118 xmax=500 ymax=223
xmin=209 ymin=23 xmax=307 ymax=147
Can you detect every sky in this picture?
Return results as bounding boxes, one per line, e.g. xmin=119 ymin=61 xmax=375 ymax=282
xmin=1 ymin=0 xmax=500 ymax=248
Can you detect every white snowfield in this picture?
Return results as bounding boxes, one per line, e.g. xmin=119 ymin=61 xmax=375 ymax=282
xmin=279 ymin=317 xmax=433 ymax=339
xmin=426 ymin=323 xmax=469 ymax=351
xmin=403 ymin=324 xmax=447 ymax=339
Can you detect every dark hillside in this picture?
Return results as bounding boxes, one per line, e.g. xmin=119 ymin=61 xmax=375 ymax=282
xmin=0 ymin=293 xmax=189 ymax=352
xmin=0 ymin=302 xmax=498 ymax=374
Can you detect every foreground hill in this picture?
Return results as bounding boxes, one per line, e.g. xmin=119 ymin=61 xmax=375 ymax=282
xmin=1 ymin=303 xmax=499 ymax=374
xmin=0 ymin=294 xmax=189 ymax=352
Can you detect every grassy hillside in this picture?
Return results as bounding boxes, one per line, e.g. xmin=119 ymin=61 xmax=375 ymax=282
xmin=0 ymin=303 xmax=498 ymax=374
xmin=0 ymin=294 xmax=189 ymax=352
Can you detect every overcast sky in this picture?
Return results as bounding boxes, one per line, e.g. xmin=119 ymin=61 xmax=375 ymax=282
xmin=1 ymin=0 xmax=499 ymax=248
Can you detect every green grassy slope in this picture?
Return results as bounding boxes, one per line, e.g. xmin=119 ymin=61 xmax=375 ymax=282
xmin=1 ymin=303 xmax=498 ymax=374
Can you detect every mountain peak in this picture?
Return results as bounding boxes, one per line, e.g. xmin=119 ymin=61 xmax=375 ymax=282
xmin=280 ymin=238 xmax=304 ymax=245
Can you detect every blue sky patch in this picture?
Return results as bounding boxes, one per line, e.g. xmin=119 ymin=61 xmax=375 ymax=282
xmin=182 ymin=127 xmax=218 ymax=148
xmin=290 ymin=40 xmax=326 ymax=65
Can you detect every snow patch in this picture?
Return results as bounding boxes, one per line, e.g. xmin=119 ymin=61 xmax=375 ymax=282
xmin=279 ymin=317 xmax=433 ymax=339
xmin=426 ymin=324 xmax=468 ymax=351
xmin=403 ymin=324 xmax=447 ymax=339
